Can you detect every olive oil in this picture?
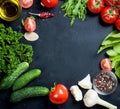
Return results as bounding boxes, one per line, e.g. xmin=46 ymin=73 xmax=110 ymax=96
xmin=0 ymin=0 xmax=22 ymax=21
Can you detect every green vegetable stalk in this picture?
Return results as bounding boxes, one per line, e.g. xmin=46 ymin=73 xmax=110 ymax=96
xmin=61 ymin=0 xmax=88 ymax=25
xmin=97 ymin=30 xmax=120 ymax=79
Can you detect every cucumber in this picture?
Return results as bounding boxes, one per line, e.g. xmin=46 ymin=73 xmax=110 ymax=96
xmin=0 ymin=62 xmax=29 ymax=90
xmin=10 ymin=86 xmax=49 ymax=103
xmin=12 ymin=69 xmax=41 ymax=91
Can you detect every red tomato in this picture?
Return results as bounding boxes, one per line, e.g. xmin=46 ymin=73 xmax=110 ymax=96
xmin=87 ymin=0 xmax=104 ymax=14
xmin=49 ymin=84 xmax=69 ymax=104
xmin=116 ymin=0 xmax=120 ymax=5
xmin=19 ymin=0 xmax=33 ymax=8
xmin=24 ymin=17 xmax=36 ymax=32
xmin=115 ymin=18 xmax=120 ymax=30
xmin=41 ymin=0 xmax=59 ymax=8
xmin=100 ymin=58 xmax=112 ymax=70
xmin=104 ymin=0 xmax=117 ymax=6
xmin=101 ymin=6 xmax=119 ymax=24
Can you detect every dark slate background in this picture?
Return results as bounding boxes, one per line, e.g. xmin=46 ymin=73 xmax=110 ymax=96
xmin=0 ymin=0 xmax=120 ymax=109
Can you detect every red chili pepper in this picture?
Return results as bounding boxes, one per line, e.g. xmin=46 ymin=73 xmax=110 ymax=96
xmin=28 ymin=12 xmax=54 ymax=19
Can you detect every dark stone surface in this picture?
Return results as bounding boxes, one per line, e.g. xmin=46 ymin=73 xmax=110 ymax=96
xmin=0 ymin=0 xmax=120 ymax=109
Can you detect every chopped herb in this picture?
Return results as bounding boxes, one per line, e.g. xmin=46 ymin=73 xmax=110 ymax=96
xmin=0 ymin=24 xmax=33 ymax=78
xmin=61 ymin=0 xmax=88 ymax=26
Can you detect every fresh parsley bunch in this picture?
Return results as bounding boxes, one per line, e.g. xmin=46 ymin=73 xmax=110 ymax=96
xmin=0 ymin=24 xmax=33 ymax=77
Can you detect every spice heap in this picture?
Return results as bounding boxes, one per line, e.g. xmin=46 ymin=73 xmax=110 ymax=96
xmin=93 ymin=70 xmax=118 ymax=95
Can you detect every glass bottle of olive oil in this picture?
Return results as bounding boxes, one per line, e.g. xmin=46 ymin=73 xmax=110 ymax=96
xmin=0 ymin=0 xmax=22 ymax=21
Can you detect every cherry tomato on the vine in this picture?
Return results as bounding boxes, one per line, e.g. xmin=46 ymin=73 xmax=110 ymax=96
xmin=116 ymin=0 xmax=120 ymax=5
xmin=23 ymin=17 xmax=36 ymax=32
xmin=104 ymin=0 xmax=117 ymax=6
xmin=87 ymin=0 xmax=104 ymax=14
xmin=115 ymin=18 xmax=120 ymax=30
xmin=49 ymin=84 xmax=69 ymax=104
xmin=41 ymin=0 xmax=59 ymax=8
xmin=100 ymin=58 xmax=112 ymax=70
xmin=101 ymin=6 xmax=119 ymax=24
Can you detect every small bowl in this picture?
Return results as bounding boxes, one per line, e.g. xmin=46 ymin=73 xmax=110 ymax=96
xmin=0 ymin=0 xmax=22 ymax=21
xmin=93 ymin=70 xmax=118 ymax=95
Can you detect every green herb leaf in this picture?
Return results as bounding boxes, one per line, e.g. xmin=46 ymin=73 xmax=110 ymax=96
xmin=106 ymin=49 xmax=118 ymax=57
xmin=115 ymin=67 xmax=120 ymax=79
xmin=61 ymin=0 xmax=87 ymax=25
xmin=0 ymin=24 xmax=33 ymax=78
xmin=113 ymin=43 xmax=120 ymax=54
xmin=97 ymin=44 xmax=113 ymax=54
xmin=97 ymin=30 xmax=120 ymax=79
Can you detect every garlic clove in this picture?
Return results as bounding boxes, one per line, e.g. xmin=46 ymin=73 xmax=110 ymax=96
xmin=70 ymin=85 xmax=83 ymax=101
xmin=78 ymin=74 xmax=92 ymax=89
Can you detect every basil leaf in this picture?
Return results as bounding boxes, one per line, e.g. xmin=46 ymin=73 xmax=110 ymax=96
xmin=106 ymin=49 xmax=118 ymax=57
xmin=115 ymin=67 xmax=120 ymax=79
xmin=113 ymin=43 xmax=120 ymax=53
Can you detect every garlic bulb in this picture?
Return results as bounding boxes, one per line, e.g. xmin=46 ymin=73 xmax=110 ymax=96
xmin=83 ymin=89 xmax=117 ymax=109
